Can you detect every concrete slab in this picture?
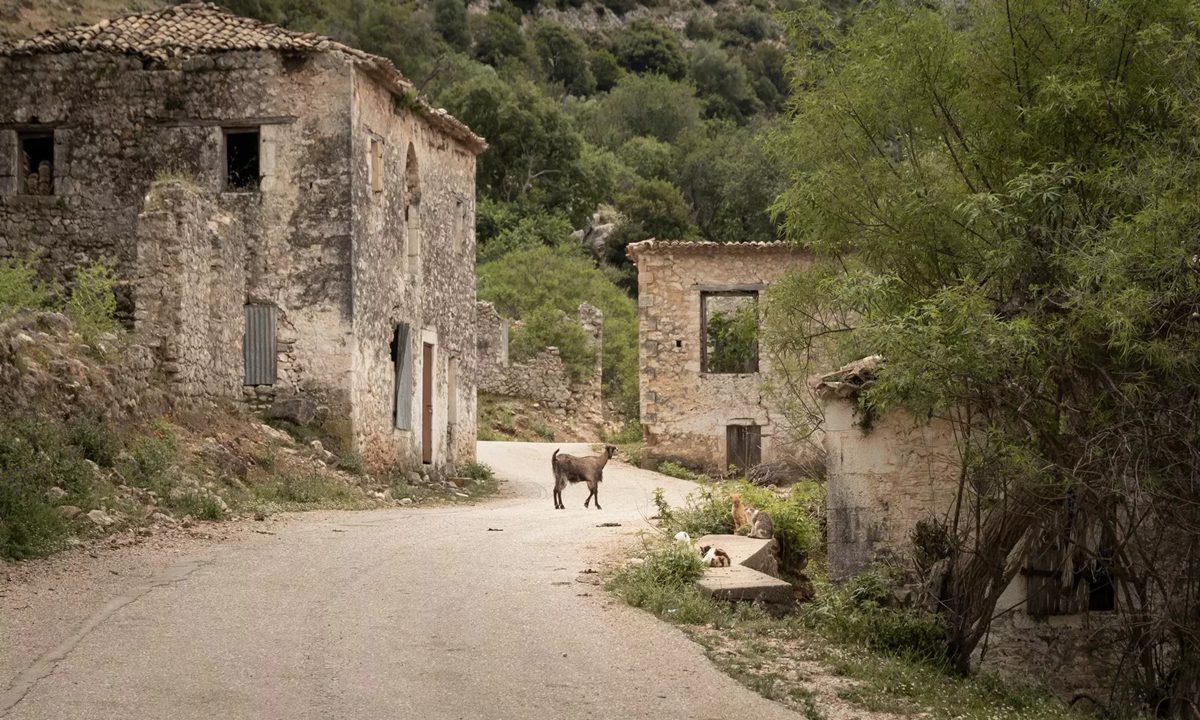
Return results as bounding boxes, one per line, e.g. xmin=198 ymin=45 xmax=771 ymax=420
xmin=694 ymin=534 xmax=791 ymax=604
xmin=696 ymin=566 xmax=793 ymax=604
xmin=695 ymin=534 xmax=780 ymax=577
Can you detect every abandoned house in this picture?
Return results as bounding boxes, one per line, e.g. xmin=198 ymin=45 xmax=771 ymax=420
xmin=0 ymin=3 xmax=486 ymax=474
xmin=627 ymin=239 xmax=811 ymax=471
xmin=811 ymin=357 xmax=1121 ymax=696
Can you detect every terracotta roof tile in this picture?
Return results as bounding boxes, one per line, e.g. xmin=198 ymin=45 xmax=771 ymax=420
xmin=625 ymin=238 xmax=804 ymax=260
xmin=0 ymin=3 xmax=486 ymax=154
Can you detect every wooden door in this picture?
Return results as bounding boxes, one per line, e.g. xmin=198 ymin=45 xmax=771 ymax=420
xmin=422 ymin=343 xmax=434 ymax=464
xmin=726 ymin=425 xmax=761 ymax=472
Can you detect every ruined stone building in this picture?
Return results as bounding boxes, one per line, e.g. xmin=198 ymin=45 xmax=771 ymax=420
xmin=627 ymin=240 xmax=811 ymax=471
xmin=475 ymin=301 xmax=605 ymax=429
xmin=811 ymin=358 xmax=1119 ymax=697
xmin=0 ymin=3 xmax=485 ymax=474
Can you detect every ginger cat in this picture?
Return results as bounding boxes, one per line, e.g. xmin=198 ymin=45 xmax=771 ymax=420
xmin=731 ymin=493 xmax=749 ymax=532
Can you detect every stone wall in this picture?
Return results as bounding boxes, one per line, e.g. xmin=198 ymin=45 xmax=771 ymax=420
xmin=821 ymin=398 xmax=962 ymax=580
xmin=628 ymin=240 xmax=812 ymax=471
xmin=821 ymin=394 xmax=1121 ymax=699
xmin=476 ymin=301 xmax=604 ymax=425
xmin=348 ymin=66 xmax=479 ymax=473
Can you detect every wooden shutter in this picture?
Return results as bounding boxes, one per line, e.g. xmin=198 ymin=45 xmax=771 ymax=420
xmin=244 ymin=304 xmax=277 ymax=386
xmin=394 ymin=323 xmax=413 ymax=429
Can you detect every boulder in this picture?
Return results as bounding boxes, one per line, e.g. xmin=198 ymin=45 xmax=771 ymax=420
xmin=86 ymin=509 xmax=116 ymax=527
xmin=202 ymin=440 xmax=248 ymax=480
xmin=267 ymin=395 xmax=317 ymax=426
xmin=58 ymin=505 xmax=83 ymax=520
xmin=45 ymin=486 xmax=67 ymax=502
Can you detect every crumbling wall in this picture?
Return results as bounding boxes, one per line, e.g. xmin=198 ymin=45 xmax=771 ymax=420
xmin=821 ymin=393 xmax=1121 ymax=699
xmin=475 ymin=301 xmax=604 ymax=425
xmin=629 ymin=241 xmax=811 ymax=471
xmin=821 ymin=398 xmax=961 ymax=580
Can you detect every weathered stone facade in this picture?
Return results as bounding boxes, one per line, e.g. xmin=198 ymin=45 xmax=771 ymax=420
xmin=475 ymin=301 xmax=604 ymax=425
xmin=627 ymin=240 xmax=811 ymax=471
xmin=814 ymin=364 xmax=1121 ymax=698
xmin=0 ymin=4 xmax=484 ymax=475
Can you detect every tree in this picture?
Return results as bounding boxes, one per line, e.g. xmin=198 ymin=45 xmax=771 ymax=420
xmin=605 ymin=179 xmax=697 ymax=285
xmin=617 ymin=136 xmax=675 ymax=182
xmin=587 ymin=49 xmax=623 ymax=92
xmin=470 ymin=12 xmax=530 ymax=67
xmin=431 ymin=0 xmax=471 ymax=52
xmin=688 ymin=41 xmax=758 ymax=121
xmin=611 ymin=20 xmax=687 ymax=79
xmin=575 ymin=74 xmax=701 ymax=148
xmin=444 ymin=73 xmax=597 ymax=225
xmin=770 ymin=0 xmax=1200 ymax=710
xmin=531 ymin=21 xmax=596 ymax=96
xmin=675 ymin=120 xmax=784 ymax=243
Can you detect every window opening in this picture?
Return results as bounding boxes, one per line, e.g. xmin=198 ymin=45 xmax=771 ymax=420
xmin=224 ymin=128 xmax=260 ymax=191
xmin=369 ymin=138 xmax=383 ymax=193
xmin=19 ymin=132 xmax=54 ymax=196
xmin=701 ymin=291 xmax=759 ymax=373
xmin=405 ymin=143 xmax=421 ymax=261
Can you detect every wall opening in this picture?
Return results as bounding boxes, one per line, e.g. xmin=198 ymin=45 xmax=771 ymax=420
xmin=448 ymin=356 xmax=459 ymax=427
xmin=369 ymin=137 xmax=384 ymax=194
xmin=243 ymin=304 xmax=277 ymax=386
xmin=392 ymin=323 xmax=413 ymax=430
xmin=1025 ymin=545 xmax=1117 ymax=617
xmin=726 ymin=424 xmax=761 ymax=471
xmin=701 ymin=291 xmax=759 ymax=373
xmin=224 ymin=128 xmax=260 ymax=191
xmin=18 ymin=131 xmax=54 ymax=196
xmin=422 ymin=342 xmax=434 ymax=464
xmin=405 ymin=143 xmax=421 ymax=265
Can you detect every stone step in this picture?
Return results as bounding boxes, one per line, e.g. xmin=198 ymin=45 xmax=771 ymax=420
xmin=695 ymin=534 xmax=780 ymax=577
xmin=696 ymin=566 xmax=793 ymax=604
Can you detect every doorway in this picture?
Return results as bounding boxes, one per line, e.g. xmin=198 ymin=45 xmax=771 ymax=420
xmin=726 ymin=424 xmax=761 ymax=471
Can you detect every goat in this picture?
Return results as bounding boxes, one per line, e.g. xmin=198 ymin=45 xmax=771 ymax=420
xmin=551 ymin=445 xmax=616 ymax=510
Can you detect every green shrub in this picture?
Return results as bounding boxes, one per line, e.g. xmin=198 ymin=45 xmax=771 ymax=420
xmin=611 ymin=19 xmax=687 ymax=79
xmin=462 ymin=461 xmax=496 ymax=483
xmin=657 ymin=461 xmax=701 ymax=481
xmin=608 ymin=541 xmax=717 ymax=624
xmin=653 ymin=481 xmax=823 ymax=578
xmin=0 ymin=257 xmax=55 ymax=315
xmin=601 ymin=420 xmax=642 ymax=445
xmin=806 ymin=567 xmax=948 ymax=662
xmin=277 ymin=473 xmax=354 ymax=504
xmin=509 ymin=305 xmax=596 ymax=383
xmin=68 ymin=417 xmax=121 ymax=467
xmin=0 ymin=419 xmax=90 ymax=559
xmin=65 ymin=263 xmax=118 ymax=341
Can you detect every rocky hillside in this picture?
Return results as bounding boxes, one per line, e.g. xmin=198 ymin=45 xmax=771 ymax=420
xmin=0 ymin=308 xmax=494 ymax=561
xmin=0 ymin=0 xmax=165 ymax=41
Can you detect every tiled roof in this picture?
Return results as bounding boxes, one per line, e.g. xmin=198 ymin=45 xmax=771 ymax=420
xmin=0 ymin=3 xmax=486 ymax=153
xmin=808 ymin=355 xmax=883 ymax=399
xmin=626 ymin=239 xmax=804 ymax=259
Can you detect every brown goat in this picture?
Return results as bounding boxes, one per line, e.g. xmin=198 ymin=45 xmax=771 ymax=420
xmin=551 ymin=445 xmax=616 ymax=510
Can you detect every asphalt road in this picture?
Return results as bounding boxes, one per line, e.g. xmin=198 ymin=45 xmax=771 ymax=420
xmin=1 ymin=441 xmax=803 ymax=719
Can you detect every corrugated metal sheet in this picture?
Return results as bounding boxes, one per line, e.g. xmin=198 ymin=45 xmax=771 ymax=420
xmin=394 ymin=323 xmax=412 ymax=430
xmin=244 ymin=304 xmax=277 ymax=386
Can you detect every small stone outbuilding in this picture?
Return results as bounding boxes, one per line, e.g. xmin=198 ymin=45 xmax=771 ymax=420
xmin=0 ymin=4 xmax=485 ymax=474
xmin=627 ymin=239 xmax=811 ymax=471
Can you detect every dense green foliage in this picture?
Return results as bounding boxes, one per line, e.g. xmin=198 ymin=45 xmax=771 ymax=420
xmin=770 ymin=0 xmax=1200 ymax=706
xmin=1 ymin=258 xmax=118 ymax=340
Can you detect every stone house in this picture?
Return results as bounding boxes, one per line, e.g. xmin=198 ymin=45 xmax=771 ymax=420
xmin=811 ymin=357 xmax=1120 ymax=697
xmin=627 ymin=239 xmax=811 ymax=471
xmin=0 ymin=3 xmax=485 ymax=474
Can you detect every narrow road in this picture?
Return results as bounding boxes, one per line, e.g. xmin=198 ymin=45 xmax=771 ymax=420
xmin=1 ymin=442 xmax=802 ymax=719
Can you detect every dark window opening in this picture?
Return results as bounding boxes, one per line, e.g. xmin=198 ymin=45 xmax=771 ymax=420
xmin=1025 ymin=546 xmax=1117 ymax=617
xmin=726 ymin=424 xmax=761 ymax=472
xmin=19 ymin=132 xmax=54 ymax=196
xmin=675 ymin=339 xmax=683 ymax=348
xmin=224 ymin=129 xmax=260 ymax=191
xmin=702 ymin=291 xmax=759 ymax=373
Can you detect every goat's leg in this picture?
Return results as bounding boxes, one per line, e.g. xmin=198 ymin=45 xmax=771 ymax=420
xmin=553 ymin=480 xmax=564 ymax=509
xmin=593 ymin=484 xmax=601 ymax=510
xmin=584 ymin=486 xmax=593 ymax=508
